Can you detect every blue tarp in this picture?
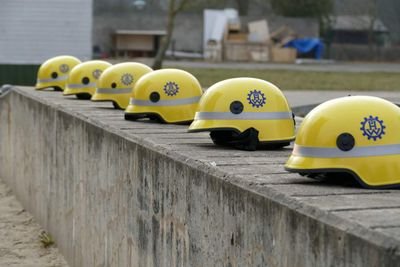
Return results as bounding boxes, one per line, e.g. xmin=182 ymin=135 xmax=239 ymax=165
xmin=284 ymin=38 xmax=324 ymax=59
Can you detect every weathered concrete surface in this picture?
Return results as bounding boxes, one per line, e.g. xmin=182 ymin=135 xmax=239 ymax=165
xmin=1 ymin=87 xmax=400 ymax=266
xmin=284 ymin=90 xmax=400 ymax=115
xmin=0 ymin=177 xmax=68 ymax=266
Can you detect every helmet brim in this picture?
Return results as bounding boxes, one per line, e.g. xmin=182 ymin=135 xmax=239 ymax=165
xmin=189 ymin=119 xmax=295 ymax=143
xmin=285 ymin=154 xmax=400 ymax=188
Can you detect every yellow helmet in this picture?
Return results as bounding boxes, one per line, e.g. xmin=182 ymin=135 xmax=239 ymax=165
xmin=285 ymin=96 xmax=400 ymax=188
xmin=35 ymin=55 xmax=81 ymax=91
xmin=124 ymin=69 xmax=203 ymax=123
xmin=91 ymin=62 xmax=152 ymax=109
xmin=188 ymin=78 xmax=295 ymax=151
xmin=63 ymin=60 xmax=112 ymax=99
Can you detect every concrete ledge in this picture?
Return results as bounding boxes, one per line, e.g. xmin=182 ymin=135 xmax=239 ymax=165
xmin=1 ymin=87 xmax=400 ymax=266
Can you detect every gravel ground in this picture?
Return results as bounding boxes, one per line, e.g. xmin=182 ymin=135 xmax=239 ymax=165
xmin=0 ymin=178 xmax=68 ymax=267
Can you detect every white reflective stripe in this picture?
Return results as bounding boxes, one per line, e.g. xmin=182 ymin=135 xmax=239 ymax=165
xmin=67 ymin=83 xmax=96 ymax=89
xmin=129 ymin=96 xmax=201 ymax=106
xmin=96 ymin=88 xmax=132 ymax=94
xmin=195 ymin=111 xmax=293 ymax=120
xmin=293 ymin=144 xmax=400 ymax=158
xmin=37 ymin=75 xmax=68 ymax=83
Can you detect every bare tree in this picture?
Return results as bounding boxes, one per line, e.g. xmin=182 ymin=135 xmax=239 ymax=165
xmin=152 ymin=0 xmax=189 ymax=70
xmin=235 ymin=0 xmax=249 ymax=15
xmin=367 ymin=0 xmax=378 ymax=57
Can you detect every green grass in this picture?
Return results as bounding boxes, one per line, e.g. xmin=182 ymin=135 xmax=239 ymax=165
xmin=39 ymin=231 xmax=54 ymax=248
xmin=179 ymin=67 xmax=400 ymax=91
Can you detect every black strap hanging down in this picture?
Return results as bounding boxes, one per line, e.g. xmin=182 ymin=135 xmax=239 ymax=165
xmin=210 ymin=128 xmax=260 ymax=151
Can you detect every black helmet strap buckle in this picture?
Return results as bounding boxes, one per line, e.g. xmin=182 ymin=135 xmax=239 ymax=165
xmin=210 ymin=128 xmax=259 ymax=151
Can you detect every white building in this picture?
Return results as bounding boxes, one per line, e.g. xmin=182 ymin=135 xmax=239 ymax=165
xmin=0 ymin=0 xmax=92 ymax=64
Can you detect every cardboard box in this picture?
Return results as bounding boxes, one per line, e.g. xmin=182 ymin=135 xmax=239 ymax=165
xmin=280 ymin=36 xmax=295 ymax=46
xmin=248 ymin=20 xmax=270 ymax=43
xmin=271 ymin=47 xmax=297 ymax=63
xmin=270 ymin=26 xmax=296 ymax=44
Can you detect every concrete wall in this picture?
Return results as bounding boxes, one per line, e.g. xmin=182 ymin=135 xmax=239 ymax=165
xmin=1 ymin=88 xmax=400 ymax=266
xmin=329 ymin=44 xmax=400 ymax=61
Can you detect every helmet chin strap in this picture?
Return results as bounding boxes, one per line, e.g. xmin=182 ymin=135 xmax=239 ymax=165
xmin=210 ymin=128 xmax=260 ymax=151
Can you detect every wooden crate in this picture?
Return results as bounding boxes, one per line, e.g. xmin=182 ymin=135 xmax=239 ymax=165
xmin=224 ymin=41 xmax=248 ymax=61
xmin=224 ymin=41 xmax=269 ymax=61
xmin=227 ymin=33 xmax=247 ymax=41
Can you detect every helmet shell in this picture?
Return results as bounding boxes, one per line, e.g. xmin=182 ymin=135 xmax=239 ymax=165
xmin=91 ymin=62 xmax=152 ymax=109
xmin=36 ymin=55 xmax=81 ymax=91
xmin=64 ymin=60 xmax=112 ymax=98
xmin=188 ymin=77 xmax=295 ymax=143
xmin=125 ymin=69 xmax=203 ymax=123
xmin=285 ymin=96 xmax=400 ymax=188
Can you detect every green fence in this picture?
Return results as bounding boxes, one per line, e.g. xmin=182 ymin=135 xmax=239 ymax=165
xmin=0 ymin=64 xmax=40 ymax=86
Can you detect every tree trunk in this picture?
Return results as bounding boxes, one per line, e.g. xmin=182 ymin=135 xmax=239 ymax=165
xmin=152 ymin=2 xmax=176 ymax=70
xmin=367 ymin=0 xmax=378 ymax=58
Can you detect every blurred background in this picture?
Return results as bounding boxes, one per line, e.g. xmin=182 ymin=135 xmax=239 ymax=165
xmin=1 ymin=0 xmax=399 ymax=89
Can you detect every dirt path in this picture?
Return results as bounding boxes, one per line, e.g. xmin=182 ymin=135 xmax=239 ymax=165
xmin=0 ymin=178 xmax=68 ymax=267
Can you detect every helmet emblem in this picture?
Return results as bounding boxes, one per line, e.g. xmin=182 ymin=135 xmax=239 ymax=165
xmin=247 ymin=90 xmax=266 ymax=108
xmin=121 ymin=73 xmax=134 ymax=85
xmin=59 ymin=64 xmax=69 ymax=73
xmin=92 ymin=69 xmax=103 ymax=79
xmin=360 ymin=115 xmax=386 ymax=141
xmin=163 ymin=81 xmax=179 ymax=96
